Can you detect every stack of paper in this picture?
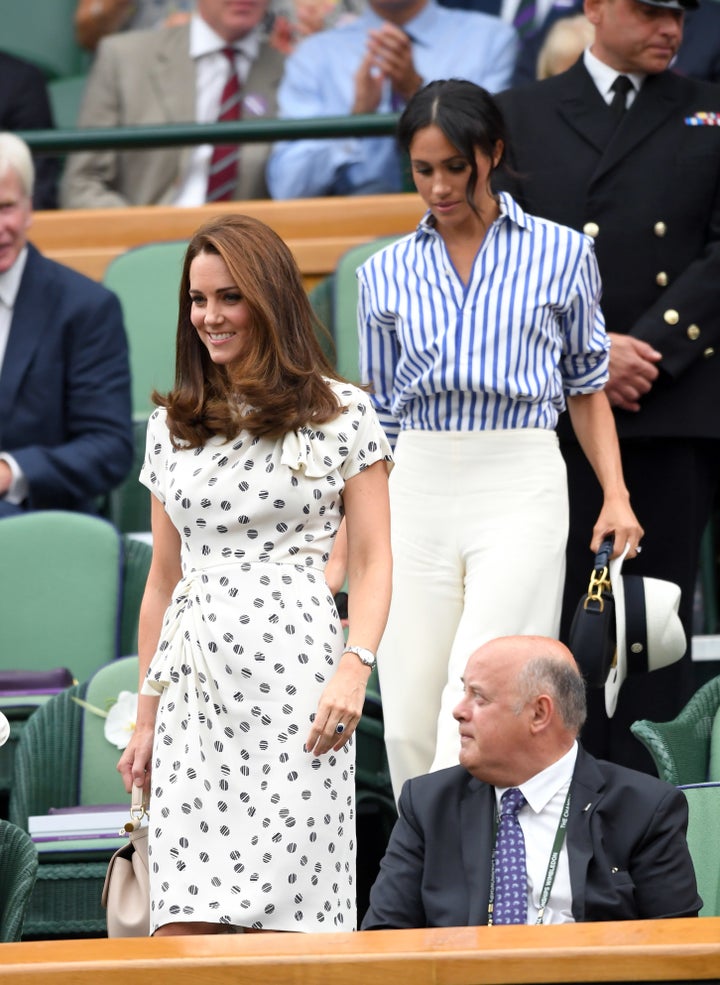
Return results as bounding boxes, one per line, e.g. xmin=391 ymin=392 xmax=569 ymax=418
xmin=28 ymin=805 xmax=134 ymax=842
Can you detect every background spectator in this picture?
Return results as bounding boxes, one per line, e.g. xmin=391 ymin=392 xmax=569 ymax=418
xmin=75 ymin=0 xmax=195 ymax=51
xmin=0 ymin=52 xmax=59 ymax=210
xmin=536 ymin=12 xmax=593 ymax=78
xmin=266 ymin=0 xmax=518 ymax=198
xmin=61 ymin=0 xmax=285 ymax=208
xmin=0 ymin=133 xmax=132 ymax=517
xmin=514 ymin=0 xmax=720 ymax=83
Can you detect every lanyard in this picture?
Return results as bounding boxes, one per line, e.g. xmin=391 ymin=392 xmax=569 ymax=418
xmin=487 ymin=788 xmax=571 ymax=926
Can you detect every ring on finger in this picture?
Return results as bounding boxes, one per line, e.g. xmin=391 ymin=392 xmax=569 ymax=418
xmin=335 ymin=723 xmax=345 ymax=735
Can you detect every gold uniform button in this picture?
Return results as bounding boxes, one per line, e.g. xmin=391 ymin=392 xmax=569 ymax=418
xmin=663 ymin=309 xmax=679 ymax=325
xmin=687 ymin=324 xmax=701 ymax=340
xmin=704 ymin=347 xmax=715 ymax=358
xmin=583 ymin=221 xmax=600 ymax=238
xmin=654 ymin=221 xmax=667 ymax=237
xmin=656 ymin=271 xmax=668 ymax=287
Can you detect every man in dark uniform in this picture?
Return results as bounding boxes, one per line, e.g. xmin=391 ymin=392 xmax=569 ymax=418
xmin=495 ymin=0 xmax=720 ymax=772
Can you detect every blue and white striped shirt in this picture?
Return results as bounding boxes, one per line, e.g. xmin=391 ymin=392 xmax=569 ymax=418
xmin=358 ymin=193 xmax=610 ymax=446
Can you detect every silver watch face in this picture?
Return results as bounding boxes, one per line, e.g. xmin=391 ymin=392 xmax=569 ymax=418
xmin=347 ymin=646 xmax=375 ymax=666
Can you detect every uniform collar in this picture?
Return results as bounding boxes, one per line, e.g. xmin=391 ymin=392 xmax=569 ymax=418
xmin=583 ymin=47 xmax=645 ymax=102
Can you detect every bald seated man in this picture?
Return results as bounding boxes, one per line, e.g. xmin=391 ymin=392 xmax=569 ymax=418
xmin=362 ymin=636 xmax=701 ymax=928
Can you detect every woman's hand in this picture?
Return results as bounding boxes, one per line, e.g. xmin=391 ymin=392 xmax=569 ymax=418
xmin=304 ymin=653 xmax=369 ymax=756
xmin=117 ymin=721 xmax=154 ymax=795
xmin=591 ymin=491 xmax=644 ymax=560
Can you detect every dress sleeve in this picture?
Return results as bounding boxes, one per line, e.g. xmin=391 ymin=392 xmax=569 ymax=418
xmin=337 ymin=386 xmax=394 ymax=482
xmin=138 ymin=408 xmax=169 ymax=505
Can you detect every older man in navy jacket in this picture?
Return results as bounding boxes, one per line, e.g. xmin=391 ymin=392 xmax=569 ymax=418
xmin=0 ymin=133 xmax=132 ymax=516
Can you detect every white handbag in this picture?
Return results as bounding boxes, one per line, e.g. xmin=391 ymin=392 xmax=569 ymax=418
xmin=101 ymin=785 xmax=150 ymax=937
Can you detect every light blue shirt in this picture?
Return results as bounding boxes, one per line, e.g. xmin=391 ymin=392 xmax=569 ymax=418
xmin=358 ymin=193 xmax=609 ymax=446
xmin=266 ymin=1 xmax=519 ymax=198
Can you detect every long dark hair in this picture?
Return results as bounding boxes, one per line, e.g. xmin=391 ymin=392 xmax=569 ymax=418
xmin=398 ymin=79 xmax=508 ymax=213
xmin=155 ymin=214 xmax=340 ymax=448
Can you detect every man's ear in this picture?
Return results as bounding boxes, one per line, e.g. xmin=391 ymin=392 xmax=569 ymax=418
xmin=528 ymin=694 xmax=553 ymax=733
xmin=584 ymin=0 xmax=602 ymax=26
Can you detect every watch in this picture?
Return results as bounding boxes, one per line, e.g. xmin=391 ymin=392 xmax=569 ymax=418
xmin=343 ymin=645 xmax=376 ymax=667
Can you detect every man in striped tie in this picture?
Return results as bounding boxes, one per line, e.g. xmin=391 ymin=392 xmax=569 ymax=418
xmin=361 ymin=635 xmax=701 ymax=928
xmin=61 ymin=0 xmax=286 ymax=208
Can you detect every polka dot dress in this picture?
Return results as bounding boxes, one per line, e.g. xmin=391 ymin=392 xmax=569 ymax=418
xmin=138 ymin=382 xmax=392 ymax=933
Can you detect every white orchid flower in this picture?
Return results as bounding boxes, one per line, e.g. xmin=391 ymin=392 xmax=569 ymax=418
xmin=103 ymin=690 xmax=138 ymax=749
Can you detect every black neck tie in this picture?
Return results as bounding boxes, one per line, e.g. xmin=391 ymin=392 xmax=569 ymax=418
xmin=609 ymin=75 xmax=633 ymax=121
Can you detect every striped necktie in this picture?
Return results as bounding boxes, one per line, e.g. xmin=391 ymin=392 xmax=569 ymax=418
xmin=206 ymin=47 xmax=242 ymax=203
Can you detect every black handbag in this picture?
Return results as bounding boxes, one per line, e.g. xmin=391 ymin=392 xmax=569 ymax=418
xmin=568 ymin=536 xmax=616 ymax=688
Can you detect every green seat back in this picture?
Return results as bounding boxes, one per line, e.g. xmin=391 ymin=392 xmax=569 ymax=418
xmin=79 ymin=657 xmax=139 ymax=805
xmin=333 ymin=236 xmax=401 ymax=382
xmin=103 ymin=242 xmax=188 ymax=417
xmin=1 ymin=0 xmax=88 ymax=79
xmin=119 ymin=537 xmax=152 ymax=657
xmin=680 ymin=783 xmax=720 ymax=917
xmin=630 ymin=674 xmax=720 ymax=785
xmin=307 ymin=275 xmax=336 ymax=365
xmin=48 ymin=73 xmax=88 ymax=129
xmin=0 ymin=820 xmax=38 ymax=942
xmin=710 ymin=709 xmax=720 ymax=782
xmin=106 ymin=416 xmax=152 ymax=535
xmin=0 ymin=512 xmax=122 ymax=685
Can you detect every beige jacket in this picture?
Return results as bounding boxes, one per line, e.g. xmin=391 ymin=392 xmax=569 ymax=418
xmin=61 ymin=23 xmax=284 ymax=207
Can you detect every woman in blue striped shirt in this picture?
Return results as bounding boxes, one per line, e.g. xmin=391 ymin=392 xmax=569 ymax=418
xmin=358 ymin=79 xmax=643 ymax=799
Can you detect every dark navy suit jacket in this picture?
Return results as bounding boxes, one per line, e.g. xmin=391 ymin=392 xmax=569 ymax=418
xmin=0 ymin=244 xmax=133 ymax=515
xmin=362 ymin=746 xmax=701 ymax=928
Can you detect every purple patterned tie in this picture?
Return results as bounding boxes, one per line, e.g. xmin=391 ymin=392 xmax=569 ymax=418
xmin=493 ymin=787 xmax=528 ymax=925
xmin=512 ymin=0 xmax=537 ymax=38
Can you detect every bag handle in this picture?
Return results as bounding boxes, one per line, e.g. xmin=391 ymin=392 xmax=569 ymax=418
xmin=124 ymin=784 xmax=149 ymax=833
xmin=583 ymin=535 xmax=615 ymax=611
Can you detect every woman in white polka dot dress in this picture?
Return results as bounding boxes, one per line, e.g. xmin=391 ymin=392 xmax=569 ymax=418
xmin=118 ymin=214 xmax=392 ymax=936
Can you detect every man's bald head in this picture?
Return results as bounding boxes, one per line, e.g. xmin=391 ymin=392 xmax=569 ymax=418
xmin=453 ymin=636 xmax=586 ymax=786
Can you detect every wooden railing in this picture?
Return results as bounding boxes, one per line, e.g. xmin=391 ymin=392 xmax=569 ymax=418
xmin=29 ymin=194 xmax=424 ymax=287
xmin=2 ymin=919 xmax=720 ymax=985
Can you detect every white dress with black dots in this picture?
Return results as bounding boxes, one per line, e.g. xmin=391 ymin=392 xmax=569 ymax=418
xmin=138 ymin=382 xmax=392 ymax=933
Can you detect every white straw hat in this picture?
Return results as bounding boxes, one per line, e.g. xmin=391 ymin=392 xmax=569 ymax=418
xmin=604 ymin=543 xmax=686 ymax=717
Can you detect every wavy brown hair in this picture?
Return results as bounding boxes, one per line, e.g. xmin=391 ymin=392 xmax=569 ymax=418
xmin=155 ymin=214 xmax=341 ymax=448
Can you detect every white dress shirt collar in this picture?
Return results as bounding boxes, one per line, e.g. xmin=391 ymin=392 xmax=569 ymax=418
xmin=495 ymin=740 xmax=578 ymax=813
xmin=0 ymin=246 xmax=28 ymax=370
xmin=0 ymin=245 xmax=28 ymax=311
xmin=583 ymin=47 xmax=644 ymax=106
xmin=189 ymin=11 xmax=261 ymax=64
